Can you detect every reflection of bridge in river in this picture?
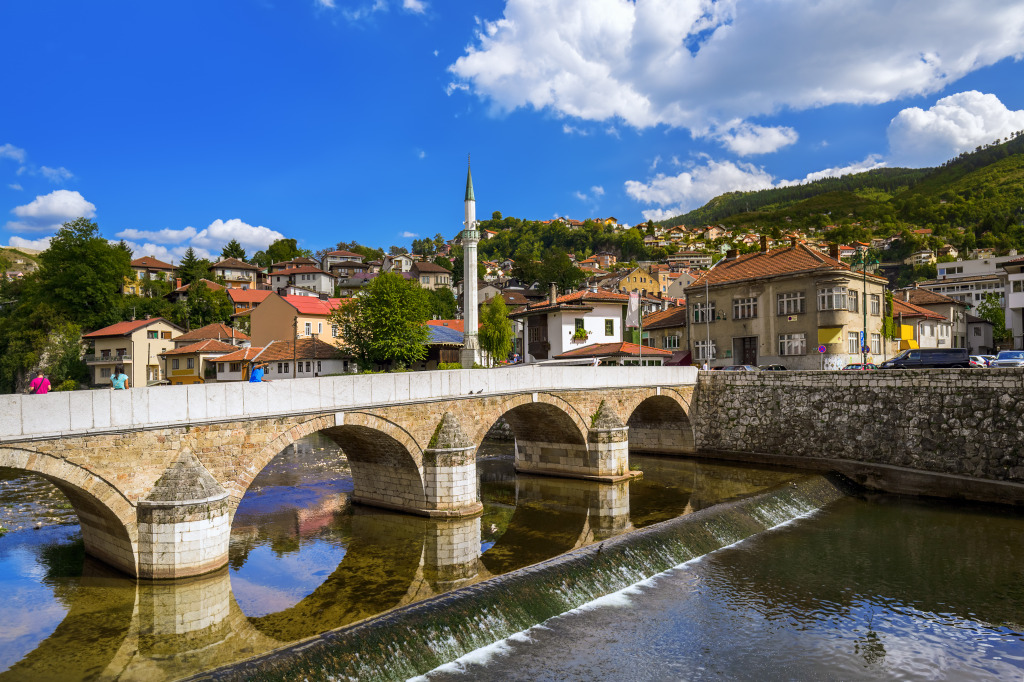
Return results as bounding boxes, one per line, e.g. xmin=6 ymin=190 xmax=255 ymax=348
xmin=0 ymin=457 xmax=796 ymax=681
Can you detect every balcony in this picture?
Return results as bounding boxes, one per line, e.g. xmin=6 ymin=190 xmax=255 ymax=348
xmin=85 ymin=354 xmax=132 ymax=364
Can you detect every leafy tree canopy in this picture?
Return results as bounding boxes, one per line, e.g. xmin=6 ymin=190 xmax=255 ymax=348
xmin=220 ymin=239 xmax=246 ymax=261
xmin=176 ymin=247 xmax=212 ymax=286
xmin=479 ymin=294 xmax=513 ymax=366
xmin=171 ymin=280 xmax=234 ymax=331
xmin=976 ymin=292 xmax=1011 ymax=342
xmin=426 ymin=287 xmax=458 ymax=319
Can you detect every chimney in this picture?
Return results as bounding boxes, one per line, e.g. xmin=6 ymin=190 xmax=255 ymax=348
xmin=790 ymin=236 xmax=799 ymax=247
xmin=903 ymin=290 xmax=909 ymax=302
xmin=175 ymin=277 xmax=182 ymax=289
xmin=726 ymin=249 xmax=738 ymax=260
xmin=829 ymin=243 xmax=840 ymax=261
xmin=760 ymin=235 xmax=768 ymax=252
xmin=548 ymin=282 xmax=558 ymax=305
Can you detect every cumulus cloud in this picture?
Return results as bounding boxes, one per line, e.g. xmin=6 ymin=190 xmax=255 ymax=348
xmin=0 ymin=144 xmax=26 ymax=164
xmin=449 ymin=0 xmax=1024 ymax=141
xmin=40 ymin=166 xmax=73 ymax=182
xmin=401 ymin=231 xmax=419 ymax=238
xmin=562 ymin=124 xmax=588 ymax=136
xmin=574 ymin=185 xmax=606 ymax=203
xmin=6 ymin=189 xmax=96 ymax=232
xmin=713 ymin=122 xmax=799 ymax=156
xmin=625 ymin=154 xmax=887 ymax=220
xmin=7 ymin=235 xmax=52 ymax=251
xmin=403 ymin=0 xmax=426 ymax=13
xmin=113 ymin=218 xmax=285 ymax=263
xmin=887 ymin=90 xmax=1024 ymax=167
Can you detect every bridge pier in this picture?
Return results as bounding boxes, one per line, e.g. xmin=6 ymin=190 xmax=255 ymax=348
xmin=514 ymin=402 xmax=634 ymax=482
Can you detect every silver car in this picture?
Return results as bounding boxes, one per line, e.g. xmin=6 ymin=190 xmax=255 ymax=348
xmin=989 ymin=350 xmax=1024 ymax=368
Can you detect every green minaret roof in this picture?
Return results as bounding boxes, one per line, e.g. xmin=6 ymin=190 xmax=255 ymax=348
xmin=465 ymin=164 xmax=475 ymax=202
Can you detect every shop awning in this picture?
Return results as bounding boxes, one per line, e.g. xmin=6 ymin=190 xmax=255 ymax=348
xmin=817 ymin=327 xmax=842 ymax=344
xmin=899 ymin=339 xmax=920 ymax=350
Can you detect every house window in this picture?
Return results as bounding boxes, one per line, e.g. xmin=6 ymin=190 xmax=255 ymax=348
xmin=778 ymin=333 xmax=806 ymax=356
xmin=283 ymin=362 xmax=290 ymax=373
xmin=332 ymin=324 xmax=339 ymax=337
xmin=147 ymin=331 xmax=158 ymax=339
xmin=218 ymin=363 xmax=225 ymax=372
xmin=818 ymin=286 xmax=848 ymax=311
xmin=277 ymin=363 xmax=283 ymax=373
xmin=693 ymin=302 xmax=716 ymax=324
xmin=605 ymin=319 xmax=614 ymax=336
xmin=230 ymin=362 xmax=241 ymax=372
xmin=317 ymin=361 xmax=322 ymax=373
xmin=777 ymin=292 xmax=806 ymax=315
xmin=664 ymin=335 xmax=680 ymax=349
xmin=172 ymin=359 xmax=180 ymax=369
xmin=733 ymin=297 xmax=758 ymax=319
xmin=871 ymin=333 xmax=881 ymax=354
xmin=305 ymin=322 xmax=312 ymax=335
xmin=161 ymin=331 xmax=171 ymax=339
xmin=974 ymin=327 xmax=981 ymax=336
xmin=100 ymin=367 xmax=111 ymax=378
xmin=421 ymin=276 xmax=430 ymax=284
xmin=694 ymin=339 xmax=716 ymax=360
xmin=187 ymin=358 xmax=195 ymax=370
xmin=575 ymin=318 xmax=585 ymax=331
xmin=939 ymin=325 xmax=949 ymax=339
xmin=848 ymin=293 xmax=858 ymax=313
xmin=848 ymin=332 xmax=860 ymax=354
xmin=870 ymin=294 xmax=881 ymax=315
xmin=306 ymin=361 xmax=312 ymax=372
xmin=318 ymin=322 xmax=323 ymax=334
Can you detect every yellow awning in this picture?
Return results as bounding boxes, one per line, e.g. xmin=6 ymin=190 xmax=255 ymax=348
xmin=817 ymin=327 xmax=842 ymax=344
xmin=899 ymin=339 xmax=919 ymax=350
xmin=899 ymin=324 xmax=915 ymax=340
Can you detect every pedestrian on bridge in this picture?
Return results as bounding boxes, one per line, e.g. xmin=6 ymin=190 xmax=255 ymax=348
xmin=111 ymin=365 xmax=130 ymax=390
xmin=28 ymin=371 xmax=50 ymax=395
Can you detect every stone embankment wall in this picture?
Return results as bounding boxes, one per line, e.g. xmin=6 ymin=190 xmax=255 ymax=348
xmin=693 ymin=368 xmax=1024 ymax=504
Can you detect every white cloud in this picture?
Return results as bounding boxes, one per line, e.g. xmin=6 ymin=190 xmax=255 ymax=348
xmin=401 ymin=230 xmax=419 ymax=238
xmin=562 ymin=123 xmax=588 ymax=136
xmin=7 ymin=235 xmax=52 ymax=251
xmin=713 ymin=122 xmax=799 ymax=156
xmin=39 ymin=166 xmax=73 ymax=182
xmin=574 ymin=191 xmax=588 ymax=201
xmin=113 ymin=218 xmax=285 ymax=263
xmin=417 ymin=149 xmax=427 ymax=159
xmin=403 ymin=0 xmax=427 ymax=13
xmin=605 ymin=125 xmax=620 ymax=138
xmin=6 ymin=189 xmax=96 ymax=232
xmin=887 ymin=90 xmax=1024 ymax=167
xmin=118 ymin=241 xmax=208 ymax=264
xmin=189 ymin=218 xmax=285 ymax=252
xmin=649 ymin=155 xmax=662 ymax=171
xmin=625 ymin=154 xmax=887 ymax=220
xmin=574 ymin=185 xmax=606 ymax=203
xmin=0 ymin=144 xmax=26 ymax=164
xmin=116 ymin=226 xmax=198 ymax=243
xmin=433 ymin=49 xmax=440 ymax=57
xmin=591 ymin=185 xmax=605 ymax=197
xmin=8 ymin=183 xmax=22 ymax=191
xmin=449 ymin=0 xmax=1024 ymax=140
xmin=340 ymin=0 xmax=387 ymax=21
xmin=315 ymin=0 xmax=335 ymax=7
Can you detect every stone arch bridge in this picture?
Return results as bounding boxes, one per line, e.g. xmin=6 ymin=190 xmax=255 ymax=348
xmin=0 ymin=366 xmax=696 ymax=579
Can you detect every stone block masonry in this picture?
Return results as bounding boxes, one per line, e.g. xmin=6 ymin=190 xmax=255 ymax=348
xmin=693 ymin=369 xmax=1024 ymax=505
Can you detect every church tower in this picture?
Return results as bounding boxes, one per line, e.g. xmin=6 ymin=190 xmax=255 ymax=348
xmin=460 ymin=159 xmax=481 ymax=368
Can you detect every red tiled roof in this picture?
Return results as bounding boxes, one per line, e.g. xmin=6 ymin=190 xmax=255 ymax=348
xmin=641 ymin=306 xmax=688 ymax=330
xmin=324 ymin=250 xmax=364 ymax=259
xmin=283 ymin=295 xmax=347 ymax=315
xmin=214 ymin=346 xmax=265 ymax=363
xmin=554 ymin=342 xmax=673 ymax=359
xmin=212 ymin=257 xmax=261 ymax=270
xmin=426 ymin=319 xmax=482 ymax=332
xmin=892 ymin=298 xmax=946 ymax=320
xmin=131 ymin=256 xmax=174 ymax=270
xmin=227 ymin=289 xmax=273 ymax=304
xmin=411 ymin=261 xmax=452 ymax=274
xmin=255 ymin=339 xmax=345 ymax=362
xmin=83 ymin=317 xmax=176 ymax=338
xmin=172 ymin=278 xmax=226 ymax=294
xmin=894 ymin=288 xmax=964 ymax=307
xmin=270 ymin=265 xmax=333 ymax=276
xmin=158 ymin=339 xmax=238 ymax=356
xmin=687 ymin=243 xmax=884 ymax=288
xmin=174 ymin=323 xmax=250 ymax=343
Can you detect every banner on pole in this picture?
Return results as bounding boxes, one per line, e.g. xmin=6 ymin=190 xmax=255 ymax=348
xmin=625 ymin=291 xmax=640 ymax=328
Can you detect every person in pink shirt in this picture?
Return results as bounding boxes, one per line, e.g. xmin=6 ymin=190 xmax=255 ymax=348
xmin=29 ymin=371 xmax=51 ymax=395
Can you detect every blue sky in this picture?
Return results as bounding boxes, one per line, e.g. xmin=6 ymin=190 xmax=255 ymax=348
xmin=3 ymin=1 xmax=1024 ymax=262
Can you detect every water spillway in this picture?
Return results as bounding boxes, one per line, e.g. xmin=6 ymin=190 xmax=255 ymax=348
xmin=190 ymin=473 xmax=851 ymax=682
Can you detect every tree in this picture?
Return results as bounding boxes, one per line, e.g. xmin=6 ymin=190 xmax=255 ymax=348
xmin=220 ymin=239 xmax=246 ymax=261
xmin=331 ymin=272 xmax=430 ymax=370
xmin=176 ymin=247 xmax=212 ymax=286
xmin=976 ymin=292 xmax=1011 ymax=343
xmin=263 ymin=238 xmax=303 ymax=265
xmin=479 ymin=294 xmax=513 ymax=366
xmin=426 ymin=287 xmax=458 ymax=319
xmin=36 ymin=217 xmax=132 ymax=329
xmin=389 ymin=245 xmax=408 ymax=256
xmin=172 ymin=280 xmax=233 ymax=330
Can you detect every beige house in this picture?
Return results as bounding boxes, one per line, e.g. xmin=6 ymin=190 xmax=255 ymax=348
xmin=82 ymin=317 xmax=184 ymax=387
xmin=158 ymin=339 xmax=237 ymax=385
xmin=411 ymin=261 xmax=454 ymax=291
xmin=684 ymin=242 xmax=888 ymax=369
xmin=125 ymin=256 xmax=175 ymax=295
xmin=210 ymin=258 xmax=262 ymax=289
xmin=249 ymin=293 xmax=346 ymax=346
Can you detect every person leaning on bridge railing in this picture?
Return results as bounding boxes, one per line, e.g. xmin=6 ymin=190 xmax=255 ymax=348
xmin=110 ymin=365 xmax=130 ymax=390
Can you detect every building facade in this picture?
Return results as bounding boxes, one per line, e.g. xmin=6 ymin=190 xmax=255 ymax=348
xmin=82 ymin=317 xmax=184 ymax=387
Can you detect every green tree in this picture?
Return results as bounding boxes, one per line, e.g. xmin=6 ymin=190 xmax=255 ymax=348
xmin=172 ymin=281 xmax=233 ymax=330
xmin=537 ymin=248 xmax=586 ymax=291
xmin=976 ymin=292 xmax=1011 ymax=343
xmin=331 ymin=272 xmax=430 ymax=370
xmin=36 ymin=217 xmax=132 ymax=329
xmin=176 ymin=247 xmax=211 ymax=286
xmin=262 ymin=238 xmax=303 ymax=265
xmin=426 ymin=287 xmax=458 ymax=319
xmin=479 ymin=294 xmax=513 ymax=366
xmin=220 ymin=239 xmax=246 ymax=261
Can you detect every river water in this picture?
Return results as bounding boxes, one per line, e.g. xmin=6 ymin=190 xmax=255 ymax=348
xmin=1 ymin=436 xmax=1023 ymax=680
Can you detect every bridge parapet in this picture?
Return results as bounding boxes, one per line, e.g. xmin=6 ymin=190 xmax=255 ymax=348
xmin=0 ymin=366 xmax=696 ymax=442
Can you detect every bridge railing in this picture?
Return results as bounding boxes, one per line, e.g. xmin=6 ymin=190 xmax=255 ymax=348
xmin=0 ymin=365 xmax=697 ymax=441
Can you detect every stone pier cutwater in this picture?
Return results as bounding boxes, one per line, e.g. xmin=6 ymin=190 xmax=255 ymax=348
xmin=0 ymin=366 xmax=697 ymax=578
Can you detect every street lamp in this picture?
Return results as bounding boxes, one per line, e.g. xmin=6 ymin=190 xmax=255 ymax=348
xmin=852 ymin=250 xmax=880 ymax=364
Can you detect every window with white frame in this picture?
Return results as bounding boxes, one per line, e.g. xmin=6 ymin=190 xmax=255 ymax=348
xmin=777 ymin=292 xmax=805 ymax=315
xmin=187 ymin=357 xmax=195 ymax=370
xmin=939 ymin=324 xmax=949 ymax=338
xmin=318 ymin=322 xmax=323 ymax=334
xmin=664 ymin=335 xmax=680 ymax=349
xmin=778 ymin=333 xmax=806 ymax=356
xmin=848 ymin=331 xmax=860 ymax=354
xmin=733 ymin=297 xmax=758 ymax=319
xmin=819 ymin=286 xmax=848 ymax=311
xmin=332 ymin=324 xmax=339 ymax=337
xmin=694 ymin=339 xmax=717 ymax=360
xmin=848 ymin=292 xmax=859 ymax=313
xmin=870 ymin=294 xmax=880 ymax=315
xmin=305 ymin=322 xmax=312 ymax=335
xmin=870 ymin=333 xmax=881 ymax=354
xmin=693 ymin=302 xmax=716 ymax=324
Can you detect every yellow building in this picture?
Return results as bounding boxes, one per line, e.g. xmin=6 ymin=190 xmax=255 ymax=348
xmin=82 ymin=317 xmax=184 ymax=387
xmin=124 ymin=256 xmax=175 ymax=295
xmin=249 ymin=293 xmax=346 ymax=347
xmin=158 ymin=339 xmax=238 ymax=385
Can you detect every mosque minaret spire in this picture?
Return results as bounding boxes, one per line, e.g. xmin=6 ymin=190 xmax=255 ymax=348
xmin=460 ymin=156 xmax=481 ymax=368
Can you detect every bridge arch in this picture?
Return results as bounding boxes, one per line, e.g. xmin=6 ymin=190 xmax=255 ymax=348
xmin=624 ymin=388 xmax=696 ymax=455
xmin=0 ymin=446 xmax=139 ymax=576
xmin=474 ymin=392 xmax=589 ymax=447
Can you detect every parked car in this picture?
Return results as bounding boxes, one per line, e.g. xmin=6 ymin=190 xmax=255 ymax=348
xmin=758 ymin=364 xmax=787 ymax=371
xmin=989 ymin=350 xmax=1024 ymax=368
xmin=720 ymin=365 xmax=759 ymax=371
xmin=879 ymin=348 xmax=971 ymax=369
xmin=980 ymin=354 xmax=997 ymax=367
xmin=969 ymin=355 xmax=988 ymax=368
xmin=841 ymin=363 xmax=877 ymax=370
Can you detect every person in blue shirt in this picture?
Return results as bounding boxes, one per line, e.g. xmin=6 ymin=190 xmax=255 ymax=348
xmin=110 ymin=365 xmax=130 ymax=390
xmin=249 ymin=363 xmax=270 ymax=382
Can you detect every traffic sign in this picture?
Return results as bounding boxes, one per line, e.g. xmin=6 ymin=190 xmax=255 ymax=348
xmin=817 ymin=345 xmax=826 ymax=353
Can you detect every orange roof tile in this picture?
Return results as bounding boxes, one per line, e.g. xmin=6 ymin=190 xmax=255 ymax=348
xmin=214 ymin=346 xmax=265 ymax=363
xmin=641 ymin=306 xmax=688 ymax=330
xmin=892 ymin=298 xmax=947 ymax=320
xmin=283 ymin=295 xmax=347 ymax=315
xmin=131 ymin=256 xmax=174 ymax=270
xmin=159 ymin=339 xmax=238 ymax=356
xmin=687 ymin=243 xmax=884 ymax=288
xmin=83 ymin=317 xmax=177 ymax=338
xmin=554 ymin=342 xmax=672 ymax=359
xmin=174 ymin=323 xmax=250 ymax=343
xmin=212 ymin=257 xmax=261 ymax=270
xmin=227 ymin=289 xmax=273 ymax=304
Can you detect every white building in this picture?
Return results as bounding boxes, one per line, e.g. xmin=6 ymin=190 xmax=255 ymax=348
xmin=270 ymin=266 xmax=336 ymax=296
xmin=510 ymin=287 xmax=635 ymax=363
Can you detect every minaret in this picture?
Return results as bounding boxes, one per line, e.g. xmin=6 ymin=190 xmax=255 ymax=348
xmin=460 ymin=158 xmax=481 ymax=368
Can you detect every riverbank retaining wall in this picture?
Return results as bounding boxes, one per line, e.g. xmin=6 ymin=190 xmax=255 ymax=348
xmin=693 ymin=368 xmax=1024 ymax=505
